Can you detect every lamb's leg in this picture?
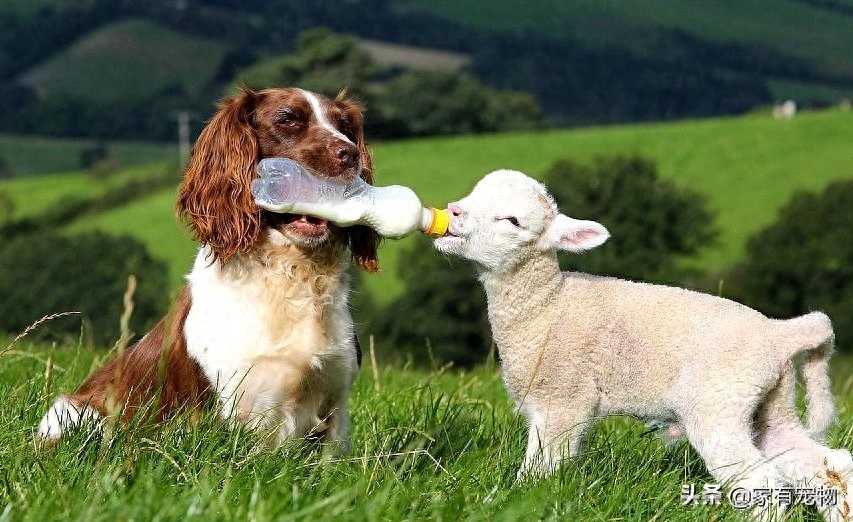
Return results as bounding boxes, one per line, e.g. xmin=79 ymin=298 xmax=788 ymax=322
xmin=683 ymin=400 xmax=786 ymax=520
xmin=518 ymin=401 xmax=594 ymax=479
xmin=755 ymin=368 xmax=852 ymax=522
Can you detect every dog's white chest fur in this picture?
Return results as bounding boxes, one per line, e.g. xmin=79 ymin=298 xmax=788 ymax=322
xmin=183 ymin=246 xmax=358 ymax=443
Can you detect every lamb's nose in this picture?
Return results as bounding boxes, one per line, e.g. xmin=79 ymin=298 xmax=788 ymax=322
xmin=448 ymin=203 xmax=464 ymax=217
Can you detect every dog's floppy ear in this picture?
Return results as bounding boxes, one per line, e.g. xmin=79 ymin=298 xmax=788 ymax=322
xmin=336 ymin=91 xmax=380 ymax=273
xmin=177 ymin=87 xmax=263 ymax=264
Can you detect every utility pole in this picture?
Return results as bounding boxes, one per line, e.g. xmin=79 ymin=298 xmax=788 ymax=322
xmin=177 ymin=110 xmax=192 ymax=168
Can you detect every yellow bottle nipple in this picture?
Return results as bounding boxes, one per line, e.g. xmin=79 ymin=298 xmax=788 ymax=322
xmin=423 ymin=208 xmax=449 ymax=235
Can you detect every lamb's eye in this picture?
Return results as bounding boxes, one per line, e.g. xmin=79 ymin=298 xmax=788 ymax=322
xmin=498 ymin=216 xmax=521 ymax=227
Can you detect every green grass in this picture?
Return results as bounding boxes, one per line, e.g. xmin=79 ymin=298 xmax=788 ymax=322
xmin=3 ymin=109 xmax=852 ymax=303
xmin=1 ymin=163 xmax=177 ymax=220
xmin=17 ymin=18 xmax=231 ymax=104
xmin=0 ymin=134 xmax=175 ymax=178
xmin=1 ymin=338 xmax=851 ymax=521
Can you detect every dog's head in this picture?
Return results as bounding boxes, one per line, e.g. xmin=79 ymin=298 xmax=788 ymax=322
xmin=177 ymin=87 xmax=380 ymax=272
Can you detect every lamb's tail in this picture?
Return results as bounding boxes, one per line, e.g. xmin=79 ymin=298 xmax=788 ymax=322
xmin=785 ymin=312 xmax=836 ymax=439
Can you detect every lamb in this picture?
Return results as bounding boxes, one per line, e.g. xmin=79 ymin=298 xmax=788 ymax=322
xmin=434 ymin=169 xmax=852 ymax=521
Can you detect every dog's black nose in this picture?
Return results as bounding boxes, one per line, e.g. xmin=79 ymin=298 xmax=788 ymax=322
xmin=330 ymin=140 xmax=358 ymax=169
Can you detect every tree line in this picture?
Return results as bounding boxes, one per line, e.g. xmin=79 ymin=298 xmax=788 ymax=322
xmin=3 ymin=1 xmax=847 ymax=141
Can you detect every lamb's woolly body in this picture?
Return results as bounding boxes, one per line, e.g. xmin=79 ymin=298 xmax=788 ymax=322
xmin=438 ymin=169 xmax=852 ymax=522
xmin=485 ymin=257 xmax=828 ymax=426
xmin=185 ymin=234 xmax=358 ymax=444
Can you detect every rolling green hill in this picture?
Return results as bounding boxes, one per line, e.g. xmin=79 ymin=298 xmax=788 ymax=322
xmin=2 ymin=0 xmax=852 ymax=147
xmin=407 ymin=0 xmax=853 ymax=73
xmin=0 ymin=134 xmax=175 ymax=178
xmin=3 ymin=108 xmax=852 ymax=302
xmin=407 ymin=0 xmax=853 ymax=102
xmin=17 ymin=18 xmax=231 ymax=104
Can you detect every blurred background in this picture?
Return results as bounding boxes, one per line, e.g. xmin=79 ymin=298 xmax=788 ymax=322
xmin=1 ymin=0 xmax=852 ymax=367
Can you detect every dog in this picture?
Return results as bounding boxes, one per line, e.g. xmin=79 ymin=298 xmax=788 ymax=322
xmin=37 ymin=87 xmax=379 ymax=449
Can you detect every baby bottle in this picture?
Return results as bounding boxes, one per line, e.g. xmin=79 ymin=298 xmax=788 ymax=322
xmin=251 ymin=158 xmax=448 ymax=238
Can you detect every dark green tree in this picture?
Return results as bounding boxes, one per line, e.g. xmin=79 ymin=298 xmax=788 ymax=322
xmin=370 ymin=239 xmax=491 ymax=368
xmin=80 ymin=141 xmax=109 ymax=170
xmin=543 ymin=155 xmax=718 ymax=283
xmin=0 ymin=189 xmax=13 ymax=224
xmin=235 ymin=28 xmax=379 ymax=100
xmin=231 ymin=29 xmax=543 ymax=139
xmin=0 ymin=154 xmax=12 ymax=179
xmin=727 ymin=179 xmax=853 ymax=352
xmin=0 ymin=231 xmax=169 ymax=347
xmin=377 ymin=70 xmax=542 ymax=136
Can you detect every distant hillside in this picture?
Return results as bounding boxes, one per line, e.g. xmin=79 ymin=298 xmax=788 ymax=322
xmin=3 ymin=109 xmax=851 ymax=298
xmin=2 ymin=0 xmax=852 ymax=140
xmin=357 ymin=39 xmax=471 ymax=72
xmin=415 ymin=1 xmax=853 ymax=119
xmin=18 ymin=18 xmax=230 ymax=104
xmin=0 ymin=134 xmax=174 ymax=178
xmin=408 ymin=0 xmax=853 ymax=81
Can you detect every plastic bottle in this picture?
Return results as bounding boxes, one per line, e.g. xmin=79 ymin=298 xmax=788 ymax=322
xmin=251 ymin=158 xmax=449 ymax=238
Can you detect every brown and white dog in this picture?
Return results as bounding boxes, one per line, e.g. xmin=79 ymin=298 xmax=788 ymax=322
xmin=37 ymin=87 xmax=379 ymax=448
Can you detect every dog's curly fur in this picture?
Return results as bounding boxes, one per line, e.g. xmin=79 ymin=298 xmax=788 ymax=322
xmin=38 ymin=87 xmax=378 ymax=448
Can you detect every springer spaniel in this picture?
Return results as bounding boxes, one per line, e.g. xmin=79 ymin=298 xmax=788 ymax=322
xmin=37 ymin=87 xmax=379 ymax=449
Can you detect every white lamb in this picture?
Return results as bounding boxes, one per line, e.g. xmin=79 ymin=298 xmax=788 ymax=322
xmin=435 ymin=169 xmax=852 ymax=521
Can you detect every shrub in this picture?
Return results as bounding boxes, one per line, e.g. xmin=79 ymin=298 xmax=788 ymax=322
xmin=727 ymin=179 xmax=853 ymax=352
xmin=0 ymin=231 xmax=169 ymax=347
xmin=80 ymin=141 xmax=109 ymax=170
xmin=543 ymin=155 xmax=718 ymax=284
xmin=0 ymin=154 xmax=12 ymax=179
xmin=234 ymin=28 xmax=377 ymax=101
xmin=377 ymin=70 xmax=543 ymax=137
xmin=368 ymin=239 xmax=491 ymax=368
xmin=0 ymin=189 xmax=13 ymax=223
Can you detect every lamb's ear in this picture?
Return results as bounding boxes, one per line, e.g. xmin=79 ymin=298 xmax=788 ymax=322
xmin=541 ymin=214 xmax=610 ymax=252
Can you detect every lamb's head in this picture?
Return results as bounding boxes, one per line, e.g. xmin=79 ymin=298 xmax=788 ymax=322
xmin=435 ymin=169 xmax=610 ymax=273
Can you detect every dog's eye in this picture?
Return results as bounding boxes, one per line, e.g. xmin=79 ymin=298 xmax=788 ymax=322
xmin=497 ymin=216 xmax=522 ymax=228
xmin=338 ymin=120 xmax=356 ymax=141
xmin=276 ymin=109 xmax=302 ymax=126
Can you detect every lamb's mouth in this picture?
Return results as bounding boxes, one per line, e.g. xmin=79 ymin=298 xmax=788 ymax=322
xmin=434 ymin=232 xmax=463 ymax=253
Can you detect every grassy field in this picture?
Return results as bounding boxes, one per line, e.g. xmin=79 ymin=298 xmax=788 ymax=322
xmin=0 ymin=336 xmax=851 ymax=520
xmin=17 ymin=18 xmax=231 ymax=104
xmin=2 ymin=108 xmax=852 ymax=300
xmin=1 ymin=162 xmax=179 ymax=221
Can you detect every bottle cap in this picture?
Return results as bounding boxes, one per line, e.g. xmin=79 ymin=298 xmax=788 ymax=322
xmin=424 ymin=208 xmax=449 ymax=235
